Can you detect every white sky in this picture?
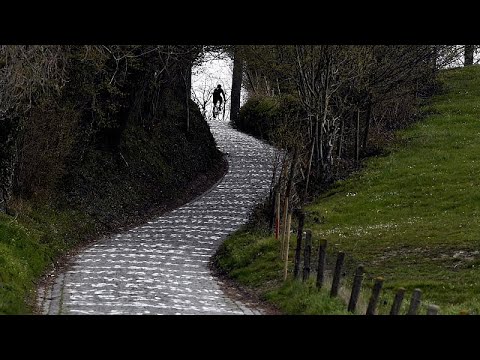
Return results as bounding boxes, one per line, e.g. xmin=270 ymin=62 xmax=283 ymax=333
xmin=191 ymin=51 xmax=246 ymax=121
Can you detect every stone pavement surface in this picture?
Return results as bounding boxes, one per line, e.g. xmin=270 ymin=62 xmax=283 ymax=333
xmin=38 ymin=118 xmax=277 ymax=315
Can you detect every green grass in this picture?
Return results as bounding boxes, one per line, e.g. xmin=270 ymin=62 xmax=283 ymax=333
xmin=0 ymin=205 xmax=95 ymax=314
xmin=305 ymin=65 xmax=480 ymax=314
xmin=265 ymin=280 xmax=350 ymax=315
xmin=214 ymin=230 xmax=284 ymax=287
xmin=213 ymin=229 xmax=350 ymax=314
xmin=215 ymin=65 xmax=480 ymax=315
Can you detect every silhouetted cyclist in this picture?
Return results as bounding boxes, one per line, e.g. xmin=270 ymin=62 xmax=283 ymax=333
xmin=212 ymin=84 xmax=226 ymax=118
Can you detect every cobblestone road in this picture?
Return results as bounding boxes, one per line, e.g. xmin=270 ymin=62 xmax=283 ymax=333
xmin=38 ymin=118 xmax=277 ymax=315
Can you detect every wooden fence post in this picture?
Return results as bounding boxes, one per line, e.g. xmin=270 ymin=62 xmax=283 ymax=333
xmin=330 ymin=251 xmax=345 ymax=298
xmin=302 ymin=230 xmax=312 ymax=282
xmin=316 ymin=239 xmax=327 ymax=289
xmin=366 ymin=277 xmax=384 ymax=315
xmin=426 ymin=305 xmax=439 ymax=315
xmin=348 ymin=265 xmax=365 ymax=313
xmin=283 ymin=213 xmax=292 ymax=281
xmin=407 ymin=289 xmax=422 ymax=315
xmin=390 ymin=287 xmax=406 ymax=315
xmin=293 ymin=210 xmax=305 ymax=280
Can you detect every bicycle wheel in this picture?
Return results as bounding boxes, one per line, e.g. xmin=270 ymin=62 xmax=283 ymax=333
xmin=216 ymin=103 xmax=223 ymax=120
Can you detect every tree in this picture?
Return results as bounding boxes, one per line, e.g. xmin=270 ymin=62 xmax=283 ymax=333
xmin=0 ymin=45 xmax=68 ymax=213
xmin=239 ymin=45 xmax=439 ymax=204
xmin=464 ymin=45 xmax=475 ymax=66
xmin=230 ymin=46 xmax=243 ymax=123
xmin=0 ymin=45 xmax=203 ymax=213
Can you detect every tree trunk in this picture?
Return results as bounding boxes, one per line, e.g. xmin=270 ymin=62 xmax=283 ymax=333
xmin=464 ymin=45 xmax=474 ymax=66
xmin=0 ymin=188 xmax=5 ymax=213
xmin=362 ymin=99 xmax=372 ymax=151
xmin=355 ymin=109 xmax=360 ymax=165
xmin=317 ymin=114 xmax=322 ymax=170
xmin=230 ymin=46 xmax=243 ymax=123
xmin=0 ymin=113 xmax=20 ymax=214
xmin=246 ymin=69 xmax=257 ymax=94
xmin=184 ymin=65 xmax=192 ymax=132
xmin=285 ymin=149 xmax=298 ymax=201
xmin=337 ymin=115 xmax=345 ymax=158
xmin=302 ymin=138 xmax=315 ymax=203
xmin=430 ymin=45 xmax=439 ymax=70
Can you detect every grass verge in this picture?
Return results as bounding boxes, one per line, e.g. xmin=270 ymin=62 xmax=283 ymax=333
xmin=0 ymin=206 xmax=95 ymax=314
xmin=213 ymin=228 xmax=350 ymax=315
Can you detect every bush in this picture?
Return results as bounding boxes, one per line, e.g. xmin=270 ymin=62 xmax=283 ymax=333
xmin=233 ymin=94 xmax=303 ymax=144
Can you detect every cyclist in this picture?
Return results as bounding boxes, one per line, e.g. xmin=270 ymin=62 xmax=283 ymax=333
xmin=212 ymin=84 xmax=226 ymax=118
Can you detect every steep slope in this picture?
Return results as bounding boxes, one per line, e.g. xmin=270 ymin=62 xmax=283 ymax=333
xmin=306 ymin=65 xmax=480 ymax=314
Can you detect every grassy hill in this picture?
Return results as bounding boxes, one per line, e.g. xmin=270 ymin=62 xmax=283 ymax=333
xmin=214 ymin=65 xmax=480 ymax=315
xmin=306 ymin=65 xmax=480 ymax=314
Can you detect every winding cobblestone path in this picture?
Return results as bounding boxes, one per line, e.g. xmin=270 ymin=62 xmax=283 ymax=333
xmin=38 ymin=118 xmax=277 ymax=315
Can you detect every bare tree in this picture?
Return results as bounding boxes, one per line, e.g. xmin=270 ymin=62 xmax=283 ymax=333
xmin=238 ymin=45 xmax=439 ymax=203
xmin=294 ymin=45 xmax=354 ymax=198
xmin=0 ymin=45 xmax=68 ymax=212
xmin=465 ymin=45 xmax=475 ymax=66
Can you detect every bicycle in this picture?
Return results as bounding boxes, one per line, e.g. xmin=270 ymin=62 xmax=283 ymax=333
xmin=212 ymin=100 xmax=225 ymax=120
